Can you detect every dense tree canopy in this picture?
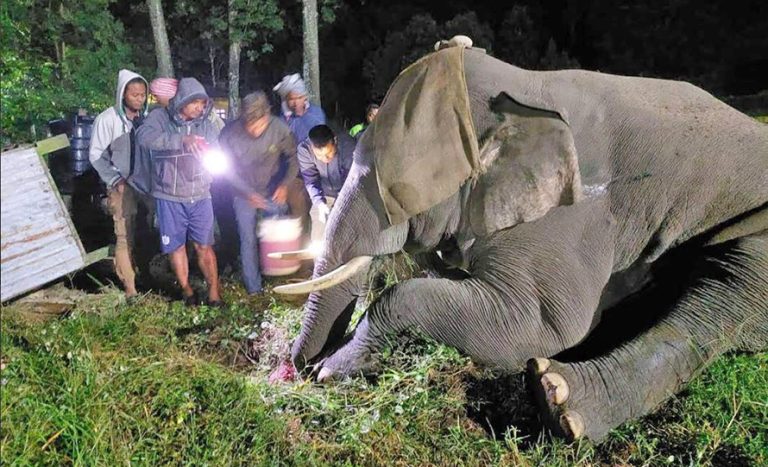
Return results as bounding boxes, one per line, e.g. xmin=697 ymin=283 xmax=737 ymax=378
xmin=2 ymin=0 xmax=766 ymax=144
xmin=1 ymin=0 xmax=138 ymax=143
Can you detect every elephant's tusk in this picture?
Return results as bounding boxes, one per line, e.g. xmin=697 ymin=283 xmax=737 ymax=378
xmin=273 ymin=256 xmax=373 ymax=294
xmin=267 ymin=249 xmax=317 ymax=261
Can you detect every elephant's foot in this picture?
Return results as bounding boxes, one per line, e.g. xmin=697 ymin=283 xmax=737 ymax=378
xmin=527 ymin=358 xmax=613 ymax=443
xmin=316 ymin=337 xmax=376 ymax=382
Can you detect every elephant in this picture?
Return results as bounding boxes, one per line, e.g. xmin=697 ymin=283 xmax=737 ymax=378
xmin=275 ymin=38 xmax=768 ymax=442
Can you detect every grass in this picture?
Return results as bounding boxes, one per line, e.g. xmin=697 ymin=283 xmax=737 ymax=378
xmin=1 ymin=269 xmax=767 ymax=466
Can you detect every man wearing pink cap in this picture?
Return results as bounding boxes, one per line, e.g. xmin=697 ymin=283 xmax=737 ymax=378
xmin=149 ymin=77 xmax=178 ymax=108
xmin=150 ymin=77 xmax=225 ymax=131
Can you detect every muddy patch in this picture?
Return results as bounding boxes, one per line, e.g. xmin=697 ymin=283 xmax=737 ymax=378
xmin=463 ymin=370 xmax=542 ymax=444
xmin=711 ymin=443 xmax=752 ymax=467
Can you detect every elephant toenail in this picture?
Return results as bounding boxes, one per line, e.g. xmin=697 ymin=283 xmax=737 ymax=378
xmin=559 ymin=410 xmax=585 ymax=441
xmin=317 ymin=367 xmax=335 ymax=383
xmin=528 ymin=357 xmax=551 ymax=375
xmin=541 ymin=372 xmax=569 ymax=405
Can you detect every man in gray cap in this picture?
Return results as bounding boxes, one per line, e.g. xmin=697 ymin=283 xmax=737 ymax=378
xmin=218 ymin=91 xmax=299 ymax=294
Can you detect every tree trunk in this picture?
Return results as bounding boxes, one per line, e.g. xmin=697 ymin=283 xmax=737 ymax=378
xmin=228 ymin=41 xmax=241 ymax=120
xmin=53 ymin=1 xmax=67 ymax=80
xmin=209 ymin=43 xmax=217 ymax=89
xmin=146 ymin=0 xmax=174 ymax=77
xmin=302 ymin=0 xmax=321 ymax=105
xmin=228 ymin=0 xmax=241 ymax=120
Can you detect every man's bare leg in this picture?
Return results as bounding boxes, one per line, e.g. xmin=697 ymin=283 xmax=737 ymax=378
xmin=193 ymin=243 xmax=221 ymax=302
xmin=168 ymin=245 xmax=194 ymax=299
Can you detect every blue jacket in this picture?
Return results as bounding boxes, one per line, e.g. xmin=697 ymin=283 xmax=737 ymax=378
xmin=296 ymin=132 xmax=354 ymax=205
xmin=137 ymin=78 xmax=220 ymax=202
xmin=283 ymin=102 xmax=326 ymax=145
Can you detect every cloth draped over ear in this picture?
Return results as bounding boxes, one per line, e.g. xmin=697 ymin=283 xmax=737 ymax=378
xmin=363 ymin=47 xmax=480 ymax=225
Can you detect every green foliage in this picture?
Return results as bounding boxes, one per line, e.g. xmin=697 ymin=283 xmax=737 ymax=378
xmin=319 ymin=0 xmax=341 ymax=24
xmin=2 ymin=281 xmax=765 ymax=465
xmin=1 ymin=0 xmax=138 ymax=145
xmin=229 ymin=0 xmax=284 ymax=62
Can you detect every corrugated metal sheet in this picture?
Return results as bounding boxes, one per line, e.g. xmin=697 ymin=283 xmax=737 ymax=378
xmin=1 ymin=146 xmax=85 ymax=301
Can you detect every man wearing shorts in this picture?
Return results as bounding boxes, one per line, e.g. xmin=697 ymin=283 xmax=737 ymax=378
xmin=137 ymin=77 xmax=223 ymax=306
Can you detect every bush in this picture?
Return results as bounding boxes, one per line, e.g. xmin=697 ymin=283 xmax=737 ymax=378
xmin=1 ymin=0 xmax=140 ymax=145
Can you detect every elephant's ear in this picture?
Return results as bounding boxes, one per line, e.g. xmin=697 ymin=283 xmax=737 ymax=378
xmin=364 ymin=46 xmax=481 ymax=225
xmin=468 ymin=93 xmax=583 ymax=236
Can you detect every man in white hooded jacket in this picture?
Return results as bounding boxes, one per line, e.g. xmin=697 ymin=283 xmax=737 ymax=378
xmin=89 ymin=69 xmax=153 ymax=300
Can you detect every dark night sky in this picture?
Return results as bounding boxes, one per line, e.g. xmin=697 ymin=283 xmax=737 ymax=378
xmin=113 ymin=0 xmax=768 ymax=120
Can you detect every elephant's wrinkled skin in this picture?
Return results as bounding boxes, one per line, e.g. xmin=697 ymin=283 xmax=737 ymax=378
xmin=286 ymin=45 xmax=768 ymax=442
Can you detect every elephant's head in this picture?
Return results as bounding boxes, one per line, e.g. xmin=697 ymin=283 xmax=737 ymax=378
xmin=277 ymin=41 xmax=583 ymax=373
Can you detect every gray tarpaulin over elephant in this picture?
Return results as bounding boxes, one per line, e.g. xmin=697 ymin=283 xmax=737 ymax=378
xmin=275 ymin=36 xmax=768 ymax=442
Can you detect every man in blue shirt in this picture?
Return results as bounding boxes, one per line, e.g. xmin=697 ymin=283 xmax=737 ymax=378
xmin=296 ymin=124 xmax=354 ymax=243
xmin=273 ymin=73 xmax=326 ymax=144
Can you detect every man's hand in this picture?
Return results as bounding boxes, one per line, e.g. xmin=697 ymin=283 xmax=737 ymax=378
xmin=112 ymin=179 xmax=126 ymax=194
xmin=247 ymin=193 xmax=268 ymax=209
xmin=317 ymin=202 xmax=331 ymax=223
xmin=272 ymin=184 xmax=288 ymax=205
xmin=182 ymin=135 xmax=206 ymax=156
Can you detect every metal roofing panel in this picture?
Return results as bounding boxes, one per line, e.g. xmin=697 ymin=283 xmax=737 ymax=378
xmin=1 ymin=146 xmax=86 ymax=301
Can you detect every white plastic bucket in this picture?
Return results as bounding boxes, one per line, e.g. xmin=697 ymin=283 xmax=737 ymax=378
xmin=259 ymin=216 xmax=302 ymax=276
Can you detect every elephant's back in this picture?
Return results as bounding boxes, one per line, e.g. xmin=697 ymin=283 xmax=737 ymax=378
xmin=464 ymin=50 xmax=768 ymax=270
xmin=546 ymin=70 xmax=768 ymax=269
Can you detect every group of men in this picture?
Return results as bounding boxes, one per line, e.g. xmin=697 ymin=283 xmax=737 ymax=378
xmin=89 ymin=70 xmax=375 ymax=306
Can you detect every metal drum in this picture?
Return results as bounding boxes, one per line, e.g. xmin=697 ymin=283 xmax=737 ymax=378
xmin=72 ymin=159 xmax=92 ymax=176
xmin=70 ymin=137 xmax=90 ymax=150
xmin=71 ymin=148 xmax=89 ymax=161
xmin=72 ymin=123 xmax=92 ymax=139
xmin=69 ymin=114 xmax=95 ymax=176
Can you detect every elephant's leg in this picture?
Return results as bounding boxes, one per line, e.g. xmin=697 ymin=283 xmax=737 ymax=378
xmin=318 ymin=201 xmax=616 ymax=381
xmin=317 ymin=274 xmax=599 ymax=381
xmin=529 ymin=232 xmax=768 ymax=442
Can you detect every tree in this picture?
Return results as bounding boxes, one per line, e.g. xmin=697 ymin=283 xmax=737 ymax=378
xmin=302 ymin=0 xmax=320 ymax=104
xmin=227 ymin=0 xmax=242 ymax=119
xmin=146 ymin=0 xmax=173 ymax=77
xmin=1 ymin=0 xmax=136 ymax=144
xmin=361 ymin=12 xmax=494 ymax=100
xmin=496 ymin=6 xmax=540 ymax=68
xmin=225 ymin=0 xmax=283 ymax=119
xmin=166 ymin=1 xmax=226 ymax=90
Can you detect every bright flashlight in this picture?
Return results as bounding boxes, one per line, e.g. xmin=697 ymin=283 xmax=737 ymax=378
xmin=201 ymin=148 xmax=230 ymax=175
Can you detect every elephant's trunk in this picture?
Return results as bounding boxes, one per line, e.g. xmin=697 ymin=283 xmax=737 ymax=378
xmin=290 ymin=262 xmax=370 ymax=370
xmin=289 ymin=165 xmax=408 ymax=371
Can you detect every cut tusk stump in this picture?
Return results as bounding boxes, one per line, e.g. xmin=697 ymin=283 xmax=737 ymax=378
xmin=273 ymin=256 xmax=373 ymax=294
